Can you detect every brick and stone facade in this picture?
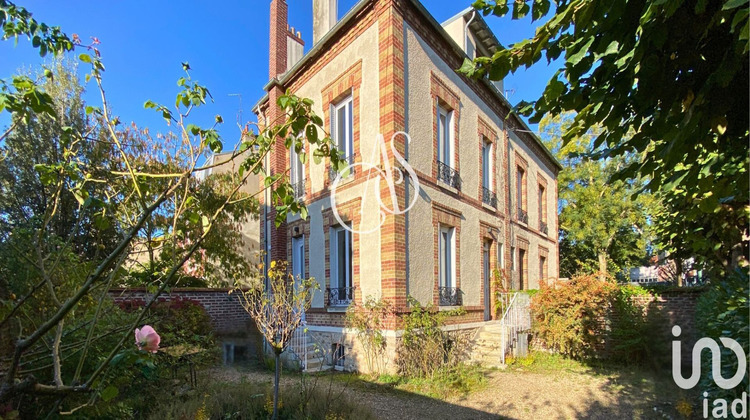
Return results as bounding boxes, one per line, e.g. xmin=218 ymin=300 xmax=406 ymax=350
xmin=252 ymin=0 xmax=562 ymax=372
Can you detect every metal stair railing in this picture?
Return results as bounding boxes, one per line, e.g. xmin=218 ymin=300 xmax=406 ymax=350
xmin=498 ymin=292 xmax=532 ymax=365
xmin=288 ymin=322 xmax=308 ymax=371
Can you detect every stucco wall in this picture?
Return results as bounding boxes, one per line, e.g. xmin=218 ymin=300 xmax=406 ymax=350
xmin=285 ymin=22 xmax=383 ymax=308
xmin=404 ymin=20 xmax=559 ymax=305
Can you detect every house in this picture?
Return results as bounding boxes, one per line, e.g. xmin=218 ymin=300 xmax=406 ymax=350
xmin=253 ymin=0 xmax=561 ymax=371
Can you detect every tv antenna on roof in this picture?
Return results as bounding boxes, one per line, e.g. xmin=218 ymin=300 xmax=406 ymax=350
xmin=228 ymin=93 xmax=243 ymax=128
xmin=504 ymin=88 xmax=516 ymax=99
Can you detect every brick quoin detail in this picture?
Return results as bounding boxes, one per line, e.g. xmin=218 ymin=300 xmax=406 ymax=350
xmin=378 ymin=0 xmax=408 ymax=311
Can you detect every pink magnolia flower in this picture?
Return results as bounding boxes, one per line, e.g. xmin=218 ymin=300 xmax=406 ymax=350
xmin=134 ymin=325 xmax=160 ymax=353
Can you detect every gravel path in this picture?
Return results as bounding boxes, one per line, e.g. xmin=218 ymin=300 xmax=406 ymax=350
xmin=206 ymin=365 xmax=683 ymax=419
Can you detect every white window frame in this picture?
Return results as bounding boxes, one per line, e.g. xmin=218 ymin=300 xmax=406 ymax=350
xmin=291 ymin=235 xmax=305 ymax=279
xmin=499 ymin=242 xmax=505 ymax=270
xmin=438 ymin=225 xmax=456 ymax=288
xmin=437 ymin=104 xmax=454 ymax=168
xmin=331 ymin=95 xmax=354 ymax=158
xmin=482 ymin=139 xmax=493 ymax=191
xmin=330 ymin=225 xmax=352 ymax=290
xmin=290 ymin=141 xmax=305 ymax=197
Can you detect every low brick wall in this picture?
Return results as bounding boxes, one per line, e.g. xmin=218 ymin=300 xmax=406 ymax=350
xmin=109 ymin=288 xmax=252 ymax=336
xmin=608 ymin=289 xmax=704 ymax=365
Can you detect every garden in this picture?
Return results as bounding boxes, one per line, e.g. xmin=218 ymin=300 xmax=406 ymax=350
xmin=1 ymin=0 xmax=748 ymax=419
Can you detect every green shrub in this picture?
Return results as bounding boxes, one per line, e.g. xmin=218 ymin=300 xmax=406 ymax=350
xmin=145 ymin=380 xmax=375 ymax=420
xmin=395 ymin=297 xmax=467 ymax=378
xmin=531 ymin=274 xmax=616 ymax=359
xmin=696 ymin=268 xmax=749 ymax=401
xmin=532 ymin=275 xmax=665 ymax=365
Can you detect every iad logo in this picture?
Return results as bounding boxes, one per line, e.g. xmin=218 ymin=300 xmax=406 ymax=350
xmin=330 ymin=132 xmax=420 ymax=234
xmin=672 ymin=325 xmax=748 ymax=418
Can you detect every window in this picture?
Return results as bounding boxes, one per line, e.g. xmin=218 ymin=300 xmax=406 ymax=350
xmin=499 ymin=243 xmax=505 ymax=270
xmin=482 ymin=139 xmax=492 ymax=190
xmin=290 ymin=142 xmax=304 ymax=199
xmin=438 ymin=225 xmax=459 ymax=306
xmin=539 ymin=183 xmax=548 ymax=233
xmin=332 ymin=343 xmax=345 ymax=370
xmin=329 ymin=225 xmax=352 ymax=306
xmin=331 ymin=95 xmax=354 ymax=159
xmin=437 ymin=104 xmax=454 ymax=167
xmin=292 ymin=235 xmax=305 ymax=279
xmin=438 ymin=226 xmax=455 ymax=288
xmin=516 ymin=167 xmax=527 ymax=222
xmin=540 ymin=255 xmax=547 ymax=282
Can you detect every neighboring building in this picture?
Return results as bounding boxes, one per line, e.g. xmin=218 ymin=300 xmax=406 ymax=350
xmin=253 ymin=0 xmax=561 ymax=371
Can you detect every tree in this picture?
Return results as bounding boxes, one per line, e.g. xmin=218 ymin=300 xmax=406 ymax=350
xmin=0 ymin=1 xmax=343 ymax=411
xmin=541 ymin=113 xmax=657 ymax=279
xmin=233 ymin=261 xmax=316 ymax=420
xmin=462 ymin=0 xmax=749 ymax=274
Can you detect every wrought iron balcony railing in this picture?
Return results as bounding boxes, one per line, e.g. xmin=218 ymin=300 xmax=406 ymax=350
xmin=540 ymin=221 xmax=548 ymax=235
xmin=327 ymin=286 xmax=355 ymax=307
xmin=517 ymin=208 xmax=528 ymax=224
xmin=292 ymin=179 xmax=305 ymax=200
xmin=437 ymin=161 xmax=461 ymax=190
xmin=438 ymin=286 xmax=462 ymax=306
xmin=482 ymin=187 xmax=497 ymax=208
xmin=329 ymin=154 xmax=355 ymax=181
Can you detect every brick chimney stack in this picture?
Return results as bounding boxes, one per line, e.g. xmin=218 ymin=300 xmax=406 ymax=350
xmin=269 ymin=0 xmax=288 ymax=78
xmin=265 ymin=0 xmax=289 ymax=262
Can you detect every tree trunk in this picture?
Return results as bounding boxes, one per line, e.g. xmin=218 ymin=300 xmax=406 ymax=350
xmin=598 ymin=252 xmax=608 ymax=281
xmin=674 ymin=257 xmax=684 ymax=287
xmin=273 ymin=352 xmax=280 ymax=420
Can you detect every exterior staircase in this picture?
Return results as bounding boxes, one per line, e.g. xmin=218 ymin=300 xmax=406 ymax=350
xmin=470 ymin=322 xmax=507 ymax=368
xmin=471 ymin=292 xmax=532 ymax=368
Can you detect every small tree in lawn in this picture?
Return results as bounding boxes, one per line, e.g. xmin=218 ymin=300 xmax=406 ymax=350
xmin=234 ymin=260 xmax=316 ymax=420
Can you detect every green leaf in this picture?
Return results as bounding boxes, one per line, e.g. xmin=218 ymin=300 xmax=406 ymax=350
xmin=101 ymin=385 xmax=119 ymax=402
xmin=78 ymin=53 xmax=91 ymax=63
xmin=723 ymin=0 xmax=748 ymax=10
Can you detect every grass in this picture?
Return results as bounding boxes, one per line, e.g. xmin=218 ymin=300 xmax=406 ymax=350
xmin=336 ymin=363 xmax=489 ymax=400
xmin=145 ymin=378 xmax=376 ymax=420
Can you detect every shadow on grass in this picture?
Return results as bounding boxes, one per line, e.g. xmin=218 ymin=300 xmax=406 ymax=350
xmin=195 ymin=352 xmax=699 ymax=420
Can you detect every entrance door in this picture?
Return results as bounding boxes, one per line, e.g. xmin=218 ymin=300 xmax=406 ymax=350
xmin=483 ymin=242 xmax=491 ymax=321
xmin=291 ymin=236 xmax=305 ymax=322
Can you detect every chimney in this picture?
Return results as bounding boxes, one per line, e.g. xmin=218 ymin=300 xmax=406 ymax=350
xmin=313 ymin=0 xmax=337 ymax=44
xmin=269 ymin=0 xmax=288 ymax=79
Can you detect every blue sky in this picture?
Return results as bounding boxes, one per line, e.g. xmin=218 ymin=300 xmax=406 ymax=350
xmin=0 ymin=0 xmax=559 ymax=143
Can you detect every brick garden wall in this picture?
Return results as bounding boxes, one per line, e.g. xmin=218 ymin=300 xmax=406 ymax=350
xmin=608 ymin=289 xmax=704 ymax=365
xmin=109 ymin=288 xmax=252 ymax=336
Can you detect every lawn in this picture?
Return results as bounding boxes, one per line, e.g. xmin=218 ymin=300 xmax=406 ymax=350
xmin=164 ymin=352 xmax=697 ymax=419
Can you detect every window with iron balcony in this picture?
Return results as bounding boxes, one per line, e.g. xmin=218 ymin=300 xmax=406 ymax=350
xmin=516 ymin=166 xmax=527 ymax=223
xmin=481 ymin=137 xmax=496 ymax=207
xmin=438 ymin=225 xmax=461 ymax=306
xmin=328 ymin=224 xmax=354 ymax=307
xmin=436 ymin=103 xmax=461 ymax=190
